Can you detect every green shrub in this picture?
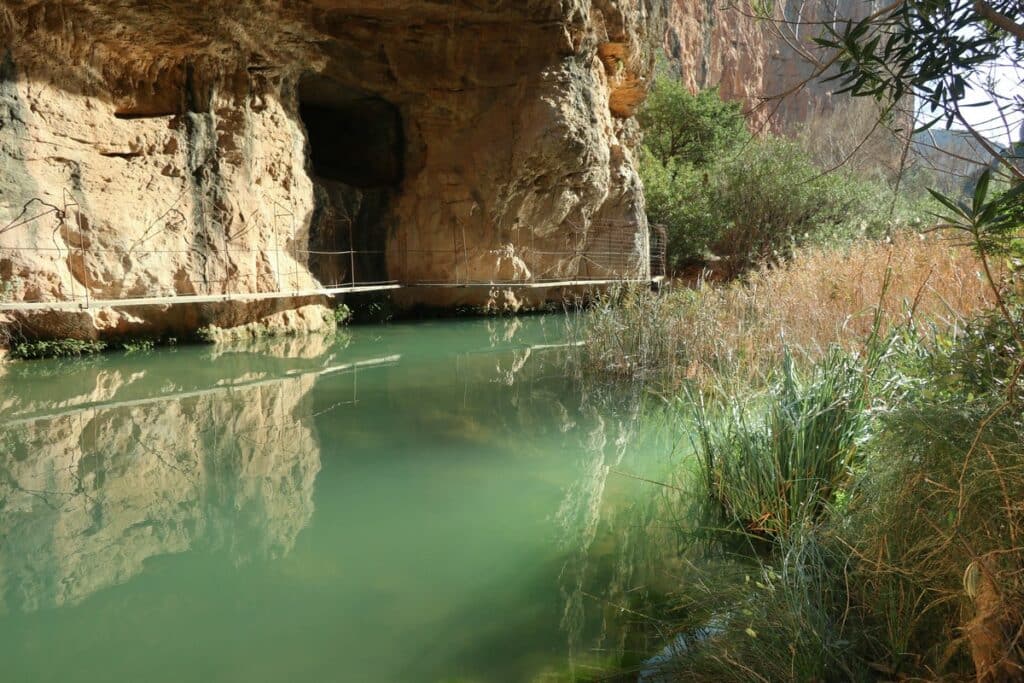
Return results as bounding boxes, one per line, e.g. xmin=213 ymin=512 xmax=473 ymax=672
xmin=637 ymin=76 xmax=747 ymax=269
xmin=332 ymin=303 xmax=352 ymax=325
xmin=642 ymin=136 xmax=916 ymax=275
xmin=195 ymin=325 xmax=218 ymax=343
xmin=706 ymin=139 xmax=828 ymax=274
xmin=10 ymin=338 xmax=107 ymax=360
xmin=640 ymin=151 xmax=719 ymax=267
xmin=0 ymin=276 xmax=17 ymax=302
xmin=638 ymin=73 xmax=747 ymax=168
xmin=637 ymin=82 xmax=931 ymax=275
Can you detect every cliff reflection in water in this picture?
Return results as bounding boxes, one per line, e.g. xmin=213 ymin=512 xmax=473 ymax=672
xmin=0 ymin=318 xmax=676 ymax=681
xmin=0 ymin=347 xmax=328 ymax=614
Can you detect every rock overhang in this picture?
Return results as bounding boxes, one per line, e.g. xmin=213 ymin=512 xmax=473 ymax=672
xmin=0 ymin=1 xmax=664 ymax=341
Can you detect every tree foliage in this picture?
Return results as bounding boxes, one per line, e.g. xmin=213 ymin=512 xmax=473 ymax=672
xmin=638 ymin=77 xmax=747 ymax=168
xmin=816 ymin=0 xmax=1023 ymax=179
xmin=638 ymin=83 xmax=910 ymax=274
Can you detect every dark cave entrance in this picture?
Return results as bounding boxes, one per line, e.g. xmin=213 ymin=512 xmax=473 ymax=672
xmin=298 ymin=76 xmax=404 ymax=287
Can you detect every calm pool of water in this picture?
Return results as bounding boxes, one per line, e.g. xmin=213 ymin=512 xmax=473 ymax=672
xmin=0 ymin=316 xmax=677 ymax=682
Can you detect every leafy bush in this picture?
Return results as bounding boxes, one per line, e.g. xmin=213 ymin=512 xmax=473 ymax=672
xmin=332 ymin=303 xmax=352 ymax=325
xmin=640 ymin=151 xmax=719 ymax=267
xmin=641 ymin=134 xmax=917 ymax=274
xmin=637 ymin=77 xmax=747 ymax=268
xmin=10 ymin=338 xmax=107 ymax=360
xmin=708 ymin=139 xmax=849 ymax=274
xmin=0 ymin=276 xmax=17 ymax=302
xmin=637 ymin=81 xmax=931 ymax=275
xmin=638 ymin=74 xmax=747 ymax=168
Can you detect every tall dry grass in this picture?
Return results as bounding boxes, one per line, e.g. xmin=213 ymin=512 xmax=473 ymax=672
xmin=581 ymin=234 xmax=995 ymax=385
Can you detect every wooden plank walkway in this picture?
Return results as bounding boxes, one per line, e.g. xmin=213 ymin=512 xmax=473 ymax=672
xmin=404 ymin=278 xmax=648 ymax=289
xmin=0 ymin=278 xmax=657 ymax=312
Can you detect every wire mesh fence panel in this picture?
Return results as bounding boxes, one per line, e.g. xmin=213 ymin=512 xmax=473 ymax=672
xmin=649 ymin=224 xmax=667 ymax=279
xmin=1 ymin=189 xmax=655 ymax=312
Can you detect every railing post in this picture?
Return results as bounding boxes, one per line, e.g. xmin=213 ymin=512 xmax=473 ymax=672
xmin=402 ymin=227 xmax=408 ymax=285
xmin=289 ymin=201 xmax=297 ymax=296
xmin=202 ymin=195 xmax=213 ymax=297
xmin=74 ymin=193 xmax=91 ymax=309
xmin=62 ymin=189 xmax=77 ymax=307
xmin=349 ymin=217 xmax=356 ymax=289
xmin=461 ymin=220 xmax=469 ymax=285
xmin=272 ymin=205 xmax=282 ymax=293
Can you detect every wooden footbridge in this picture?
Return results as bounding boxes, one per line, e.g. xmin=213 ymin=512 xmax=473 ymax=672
xmin=0 ymin=191 xmax=666 ymax=313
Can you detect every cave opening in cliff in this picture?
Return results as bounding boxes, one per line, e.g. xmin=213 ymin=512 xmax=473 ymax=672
xmin=298 ymin=75 xmax=404 ymax=288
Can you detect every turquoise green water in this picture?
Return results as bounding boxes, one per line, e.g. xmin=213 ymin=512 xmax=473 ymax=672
xmin=0 ymin=317 xmax=677 ymax=682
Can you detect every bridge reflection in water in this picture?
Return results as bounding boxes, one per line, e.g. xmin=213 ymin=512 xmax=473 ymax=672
xmin=0 ymin=318 xmax=675 ymax=681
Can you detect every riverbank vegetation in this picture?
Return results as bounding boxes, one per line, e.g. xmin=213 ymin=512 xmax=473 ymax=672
xmin=585 ymin=4 xmax=1024 ymax=678
xmin=620 ymin=302 xmax=1023 ymax=682
xmin=638 ymin=65 xmax=931 ymax=280
xmin=578 ymin=240 xmax=1021 ymax=680
xmin=582 ymin=236 xmax=995 ymax=386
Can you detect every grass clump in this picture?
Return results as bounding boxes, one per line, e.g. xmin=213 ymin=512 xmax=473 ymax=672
xmin=834 ymin=310 xmax=1024 ymax=679
xmin=692 ymin=348 xmax=874 ymax=538
xmin=576 ymin=188 xmax=1022 ymax=679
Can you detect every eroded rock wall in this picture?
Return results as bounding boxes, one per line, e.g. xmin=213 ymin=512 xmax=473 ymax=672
xmin=0 ymin=1 xmax=665 ymax=342
xmin=665 ymin=0 xmax=885 ymax=132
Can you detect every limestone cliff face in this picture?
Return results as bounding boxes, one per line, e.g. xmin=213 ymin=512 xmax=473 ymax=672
xmin=665 ymin=0 xmax=884 ymax=132
xmin=0 ymin=1 xmax=664 ymax=342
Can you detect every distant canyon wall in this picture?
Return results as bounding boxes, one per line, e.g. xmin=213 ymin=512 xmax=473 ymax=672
xmin=0 ymin=1 xmax=664 ymax=343
xmin=665 ymin=0 xmax=885 ymax=132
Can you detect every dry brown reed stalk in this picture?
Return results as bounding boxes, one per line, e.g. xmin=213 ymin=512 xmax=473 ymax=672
xmin=586 ymin=234 xmax=997 ymax=387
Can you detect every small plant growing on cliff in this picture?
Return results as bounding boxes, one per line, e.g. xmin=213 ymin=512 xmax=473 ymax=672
xmin=119 ymin=339 xmax=156 ymax=354
xmin=196 ymin=325 xmax=219 ymax=343
xmin=0 ymin=276 xmax=17 ymax=303
xmin=332 ymin=304 xmax=352 ymax=325
xmin=10 ymin=338 xmax=108 ymax=360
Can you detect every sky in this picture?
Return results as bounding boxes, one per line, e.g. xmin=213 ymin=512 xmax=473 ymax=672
xmin=952 ymin=59 xmax=1024 ymax=147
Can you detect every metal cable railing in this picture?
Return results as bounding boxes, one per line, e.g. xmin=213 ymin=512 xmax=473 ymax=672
xmin=0 ymin=190 xmax=652 ymax=312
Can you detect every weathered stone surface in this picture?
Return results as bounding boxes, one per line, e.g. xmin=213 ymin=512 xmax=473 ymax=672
xmin=665 ymin=0 xmax=884 ymax=132
xmin=0 ymin=1 xmax=664 ymax=342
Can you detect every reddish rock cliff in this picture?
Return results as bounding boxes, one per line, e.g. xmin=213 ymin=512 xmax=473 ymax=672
xmin=665 ymin=0 xmax=884 ymax=132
